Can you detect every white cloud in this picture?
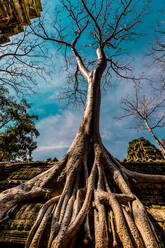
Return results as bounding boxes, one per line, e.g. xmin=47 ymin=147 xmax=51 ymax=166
xmin=100 ymin=84 xmax=138 ymax=159
xmin=33 ymin=110 xmax=81 ymax=160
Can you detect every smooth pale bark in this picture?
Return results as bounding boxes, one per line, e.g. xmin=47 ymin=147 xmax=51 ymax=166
xmin=144 ymin=119 xmax=165 ymax=154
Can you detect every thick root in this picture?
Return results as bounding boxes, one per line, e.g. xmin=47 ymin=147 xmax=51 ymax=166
xmin=51 ymin=162 xmax=97 ymax=248
xmin=29 ymin=204 xmax=54 ymax=248
xmin=109 ymin=210 xmax=118 ymax=247
xmin=0 ymin=156 xmax=68 ymax=221
xmin=0 ymin=142 xmax=164 ymax=248
xmin=94 ymin=191 xmax=109 ymax=248
xmin=132 ymin=199 xmax=159 ymax=248
xmin=105 ymin=192 xmax=134 ymax=248
xmin=0 ymin=188 xmax=46 ymax=220
xmin=83 ymin=213 xmax=92 ymax=244
xmin=122 ymin=206 xmax=144 ymax=247
xmin=25 ymin=196 xmax=60 ymax=248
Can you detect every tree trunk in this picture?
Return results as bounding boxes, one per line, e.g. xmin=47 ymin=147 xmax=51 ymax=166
xmin=144 ymin=119 xmax=165 ymax=155
xmin=0 ymin=48 xmax=165 ymax=247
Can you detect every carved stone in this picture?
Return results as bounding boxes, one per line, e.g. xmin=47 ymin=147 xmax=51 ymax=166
xmin=0 ymin=0 xmax=42 ymax=44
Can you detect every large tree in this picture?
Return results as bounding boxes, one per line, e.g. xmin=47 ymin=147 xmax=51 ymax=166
xmin=0 ymin=1 xmax=165 ymax=248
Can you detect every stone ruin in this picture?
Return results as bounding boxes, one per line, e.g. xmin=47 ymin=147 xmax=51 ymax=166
xmin=0 ymin=0 xmax=42 ymax=44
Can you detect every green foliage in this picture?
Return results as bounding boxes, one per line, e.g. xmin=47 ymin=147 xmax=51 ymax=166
xmin=125 ymin=137 xmax=164 ymax=162
xmin=0 ymin=86 xmax=39 ymax=161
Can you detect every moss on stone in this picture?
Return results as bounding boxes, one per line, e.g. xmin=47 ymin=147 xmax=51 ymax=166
xmin=125 ymin=137 xmax=164 ymax=162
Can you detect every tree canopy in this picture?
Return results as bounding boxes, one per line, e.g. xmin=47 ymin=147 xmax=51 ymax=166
xmin=0 ymin=86 xmax=39 ymax=161
xmin=30 ymin=0 xmax=150 ymax=104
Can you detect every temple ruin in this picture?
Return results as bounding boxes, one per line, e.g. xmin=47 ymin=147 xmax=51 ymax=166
xmin=0 ymin=0 xmax=42 ymax=44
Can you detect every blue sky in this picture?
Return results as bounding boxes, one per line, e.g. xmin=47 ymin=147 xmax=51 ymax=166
xmin=25 ymin=0 xmax=165 ymax=161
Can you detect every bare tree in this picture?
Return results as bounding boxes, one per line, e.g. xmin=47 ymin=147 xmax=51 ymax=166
xmin=0 ymin=1 xmax=165 ymax=248
xmin=152 ymin=29 xmax=165 ymax=70
xmin=0 ymin=28 xmax=44 ymax=94
xmin=119 ymin=83 xmax=165 ymax=154
xmin=148 ymin=22 xmax=165 ymax=91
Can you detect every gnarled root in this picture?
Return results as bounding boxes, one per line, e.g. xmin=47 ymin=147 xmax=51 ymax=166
xmin=0 ymin=156 xmax=68 ymax=220
xmin=132 ymin=199 xmax=159 ymax=248
xmin=109 ymin=210 xmax=117 ymax=247
xmin=25 ymin=195 xmax=60 ymax=248
xmin=0 ymin=142 xmax=164 ymax=248
xmin=94 ymin=191 xmax=109 ymax=248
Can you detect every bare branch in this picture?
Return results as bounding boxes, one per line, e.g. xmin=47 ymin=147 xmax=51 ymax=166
xmin=81 ymin=0 xmax=102 ymax=46
xmin=118 ymin=81 xmax=165 ymax=153
xmin=30 ymin=24 xmax=71 ymax=48
xmin=71 ymin=21 xmax=89 ymax=47
xmin=103 ymin=0 xmax=133 ymax=47
xmin=71 ymin=47 xmax=90 ymax=81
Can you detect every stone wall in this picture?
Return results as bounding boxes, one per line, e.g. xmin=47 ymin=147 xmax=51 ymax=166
xmin=0 ymin=0 xmax=42 ymax=44
xmin=123 ymin=162 xmax=165 ymax=204
xmin=0 ymin=161 xmax=53 ymax=192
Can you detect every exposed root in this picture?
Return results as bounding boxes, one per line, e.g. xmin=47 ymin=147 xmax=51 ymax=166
xmin=112 ymin=157 xmax=165 ymax=183
xmin=108 ymin=191 xmax=134 ymax=247
xmin=0 ymin=155 xmax=68 ymax=221
xmin=124 ymin=167 xmax=165 ymax=183
xmin=29 ymin=204 xmax=54 ymax=248
xmin=0 ymin=188 xmax=46 ymax=220
xmin=94 ymin=191 xmax=108 ymax=248
xmin=25 ymin=196 xmax=60 ymax=248
xmin=0 ymin=142 xmax=164 ymax=248
xmin=71 ymin=189 xmax=83 ymax=222
xmin=50 ymin=162 xmax=97 ymax=248
xmin=0 ymin=204 xmax=18 ymax=224
xmin=83 ymin=213 xmax=92 ymax=244
xmin=47 ymin=173 xmax=76 ymax=247
xmin=122 ymin=206 xmax=144 ymax=247
xmin=97 ymin=190 xmax=135 ymax=205
xmin=148 ymin=217 xmax=160 ymax=244
xmin=109 ymin=210 xmax=118 ymax=247
xmin=132 ymin=199 xmax=159 ymax=248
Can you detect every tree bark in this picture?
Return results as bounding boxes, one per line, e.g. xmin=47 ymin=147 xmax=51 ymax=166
xmin=144 ymin=119 xmax=165 ymax=155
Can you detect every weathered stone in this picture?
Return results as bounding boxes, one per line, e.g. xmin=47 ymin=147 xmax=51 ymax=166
xmin=0 ymin=161 xmax=53 ymax=192
xmin=0 ymin=0 xmax=42 ymax=44
xmin=125 ymin=137 xmax=164 ymax=162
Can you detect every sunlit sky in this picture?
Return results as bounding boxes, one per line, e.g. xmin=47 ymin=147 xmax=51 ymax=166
xmin=25 ymin=0 xmax=165 ymax=161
